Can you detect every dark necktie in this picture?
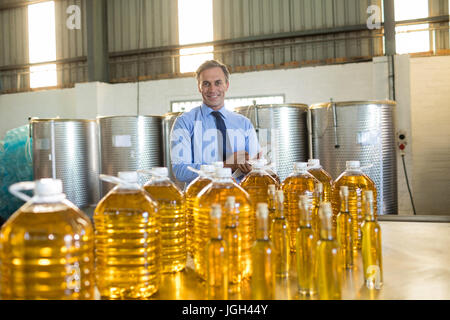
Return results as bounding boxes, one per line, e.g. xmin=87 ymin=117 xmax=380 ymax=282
xmin=211 ymin=111 xmax=227 ymax=161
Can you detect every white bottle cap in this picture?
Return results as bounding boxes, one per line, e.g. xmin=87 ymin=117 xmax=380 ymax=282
xmin=294 ymin=162 xmax=308 ymax=171
xmin=152 ymin=167 xmax=168 ymax=177
xmin=200 ymin=165 xmax=215 ymax=173
xmin=215 ymin=167 xmax=232 ymax=178
xmin=35 ymin=178 xmax=63 ymax=197
xmin=268 ymin=184 xmax=276 ymax=193
xmin=307 ymin=159 xmax=321 ymax=168
xmin=364 ymin=190 xmax=374 ymax=201
xmin=256 ymin=203 xmax=269 ymax=219
xmin=346 ymin=161 xmax=360 ymax=170
xmin=252 ymin=158 xmax=267 ymax=169
xmin=118 ymin=171 xmax=139 ymax=183
xmin=340 ymin=186 xmax=349 ymax=197
xmin=210 ymin=204 xmax=222 ymax=219
xmin=212 ymin=161 xmax=224 ymax=168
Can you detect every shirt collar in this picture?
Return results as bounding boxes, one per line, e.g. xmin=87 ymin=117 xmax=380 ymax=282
xmin=201 ymin=103 xmax=229 ymax=119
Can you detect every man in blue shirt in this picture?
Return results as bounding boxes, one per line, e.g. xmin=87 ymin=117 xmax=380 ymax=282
xmin=170 ymin=60 xmax=259 ymax=184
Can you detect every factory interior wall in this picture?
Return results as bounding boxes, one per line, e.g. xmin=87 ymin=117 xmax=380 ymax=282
xmin=0 ymin=55 xmax=449 ymax=215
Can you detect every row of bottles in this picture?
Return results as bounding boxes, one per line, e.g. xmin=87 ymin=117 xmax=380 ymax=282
xmin=0 ymin=156 xmax=381 ymax=300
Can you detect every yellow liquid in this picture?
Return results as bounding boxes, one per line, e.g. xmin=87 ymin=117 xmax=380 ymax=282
xmin=361 ymin=219 xmax=383 ymax=289
xmin=185 ymin=176 xmax=212 ymax=255
xmin=331 ymin=173 xmax=377 ymax=251
xmin=224 ymin=223 xmax=242 ymax=284
xmin=316 ymin=238 xmax=341 ymax=300
xmin=281 ymin=172 xmax=316 ymax=251
xmin=251 ymin=239 xmax=275 ymax=300
xmin=144 ymin=182 xmax=186 ymax=273
xmin=0 ymin=201 xmax=95 ymax=300
xmin=270 ymin=217 xmax=290 ymax=277
xmin=94 ymin=188 xmax=160 ymax=299
xmin=336 ymin=211 xmax=353 ymax=269
xmin=308 ymin=167 xmax=333 ymax=202
xmin=193 ymin=180 xmax=252 ymax=280
xmin=241 ymin=171 xmax=279 ymax=218
xmin=206 ymin=238 xmax=228 ymax=299
xmin=295 ymin=225 xmax=317 ymax=296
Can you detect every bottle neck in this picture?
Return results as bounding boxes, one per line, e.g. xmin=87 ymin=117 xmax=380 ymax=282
xmin=256 ymin=216 xmax=269 ymax=240
xmin=210 ymin=216 xmax=223 ymax=239
xmin=340 ymin=194 xmax=349 ymax=213
xmin=275 ymin=199 xmax=285 ymax=218
xmin=225 ymin=210 xmax=237 ymax=228
xmin=213 ymin=176 xmax=234 ymax=184
xmin=299 ymin=206 xmax=312 ymax=227
xmin=32 ymin=194 xmax=66 ymax=204
xmin=364 ymin=199 xmax=376 ymax=221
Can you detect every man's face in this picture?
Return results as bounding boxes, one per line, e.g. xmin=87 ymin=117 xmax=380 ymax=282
xmin=198 ymin=67 xmax=229 ymax=110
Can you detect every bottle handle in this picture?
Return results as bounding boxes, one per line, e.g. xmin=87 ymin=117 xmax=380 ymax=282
xmin=99 ymin=174 xmax=138 ymax=189
xmin=136 ymin=169 xmax=166 ymax=178
xmin=9 ymin=181 xmax=35 ymax=202
xmin=187 ymin=166 xmax=202 ymax=175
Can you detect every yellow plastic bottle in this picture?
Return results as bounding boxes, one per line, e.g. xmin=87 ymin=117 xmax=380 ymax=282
xmin=265 ymin=163 xmax=281 ymax=185
xmin=270 ymin=190 xmax=290 ymax=278
xmin=1 ymin=179 xmax=95 ymax=300
xmin=296 ymin=195 xmax=317 ymax=296
xmin=282 ymin=162 xmax=317 ymax=252
xmin=94 ymin=172 xmax=160 ymax=299
xmin=336 ymin=186 xmax=353 ymax=269
xmin=184 ymin=165 xmax=215 ymax=256
xmin=206 ymin=204 xmax=228 ymax=300
xmin=143 ymin=167 xmax=186 ymax=273
xmin=223 ymin=196 xmax=242 ymax=285
xmin=332 ymin=161 xmax=377 ymax=252
xmin=251 ymin=203 xmax=275 ymax=300
xmin=193 ymin=167 xmax=252 ymax=280
xmin=308 ymin=159 xmax=333 ymax=226
xmin=316 ymin=202 xmax=342 ymax=300
xmin=240 ymin=158 xmax=279 ymax=216
xmin=361 ymin=190 xmax=383 ymax=290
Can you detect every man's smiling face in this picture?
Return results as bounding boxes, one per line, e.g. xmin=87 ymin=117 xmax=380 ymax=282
xmin=198 ymin=66 xmax=229 ymax=110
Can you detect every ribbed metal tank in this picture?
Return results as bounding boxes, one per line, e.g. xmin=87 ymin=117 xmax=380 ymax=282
xmin=30 ymin=118 xmax=100 ymax=208
xmin=97 ymin=115 xmax=164 ymax=196
xmin=234 ymin=104 xmax=309 ymax=182
xmin=162 ymin=112 xmax=185 ymax=190
xmin=310 ymin=100 xmax=397 ymax=215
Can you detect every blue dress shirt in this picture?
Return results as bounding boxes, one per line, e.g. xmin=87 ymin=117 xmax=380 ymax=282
xmin=170 ymin=104 xmax=259 ymax=184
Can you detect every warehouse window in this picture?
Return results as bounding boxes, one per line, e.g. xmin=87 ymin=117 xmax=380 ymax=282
xmin=28 ymin=1 xmax=57 ymax=88
xmin=395 ymin=0 xmax=430 ymax=54
xmin=178 ymin=0 xmax=214 ymax=73
xmin=171 ymin=95 xmax=285 ymax=112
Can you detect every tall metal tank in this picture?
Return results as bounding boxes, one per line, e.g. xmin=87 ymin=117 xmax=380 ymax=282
xmin=310 ymin=100 xmax=397 ymax=215
xmin=97 ymin=115 xmax=164 ymax=196
xmin=30 ymin=118 xmax=100 ymax=208
xmin=162 ymin=112 xmax=185 ymax=189
xmin=234 ymin=104 xmax=310 ymax=182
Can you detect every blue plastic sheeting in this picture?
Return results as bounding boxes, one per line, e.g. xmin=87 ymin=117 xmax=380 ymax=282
xmin=0 ymin=125 xmax=33 ymax=221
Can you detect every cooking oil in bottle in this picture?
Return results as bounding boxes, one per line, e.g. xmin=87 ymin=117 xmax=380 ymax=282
xmin=143 ymin=167 xmax=186 ymax=273
xmin=295 ymin=195 xmax=317 ymax=296
xmin=361 ymin=190 xmax=383 ymax=290
xmin=307 ymin=159 xmax=333 ymax=202
xmin=265 ymin=163 xmax=281 ymax=185
xmin=184 ymin=165 xmax=215 ymax=256
xmin=94 ymin=172 xmax=160 ymax=299
xmin=206 ymin=204 xmax=228 ymax=299
xmin=270 ymin=190 xmax=290 ymax=278
xmin=332 ymin=161 xmax=377 ymax=252
xmin=223 ymin=196 xmax=242 ymax=285
xmin=281 ymin=162 xmax=317 ymax=252
xmin=316 ymin=202 xmax=342 ymax=300
xmin=336 ymin=186 xmax=353 ymax=269
xmin=311 ymin=181 xmax=324 ymax=240
xmin=240 ymin=158 xmax=279 ymax=216
xmin=193 ymin=167 xmax=252 ymax=280
xmin=1 ymin=178 xmax=95 ymax=300
xmin=251 ymin=203 xmax=275 ymax=300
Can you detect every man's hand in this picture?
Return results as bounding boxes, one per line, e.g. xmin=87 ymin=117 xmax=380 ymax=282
xmin=224 ymin=151 xmax=252 ymax=174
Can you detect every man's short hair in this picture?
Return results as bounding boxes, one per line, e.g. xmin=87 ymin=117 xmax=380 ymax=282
xmin=195 ymin=60 xmax=230 ymax=83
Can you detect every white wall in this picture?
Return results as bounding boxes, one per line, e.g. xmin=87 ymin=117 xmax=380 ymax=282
xmin=409 ymin=55 xmax=450 ymax=216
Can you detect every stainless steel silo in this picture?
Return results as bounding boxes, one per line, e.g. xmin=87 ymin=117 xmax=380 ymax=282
xmin=310 ymin=100 xmax=397 ymax=215
xmin=97 ymin=115 xmax=164 ymax=195
xmin=234 ymin=104 xmax=309 ymax=182
xmin=162 ymin=112 xmax=185 ymax=189
xmin=30 ymin=118 xmax=100 ymax=208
